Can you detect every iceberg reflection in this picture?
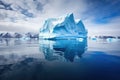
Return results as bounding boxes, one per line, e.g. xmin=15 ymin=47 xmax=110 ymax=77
xmin=39 ymin=39 xmax=87 ymax=62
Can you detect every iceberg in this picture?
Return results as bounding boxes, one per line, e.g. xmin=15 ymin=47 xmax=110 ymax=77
xmin=39 ymin=13 xmax=87 ymax=40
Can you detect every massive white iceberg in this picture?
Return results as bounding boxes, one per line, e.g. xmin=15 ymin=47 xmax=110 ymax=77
xmin=39 ymin=13 xmax=87 ymax=40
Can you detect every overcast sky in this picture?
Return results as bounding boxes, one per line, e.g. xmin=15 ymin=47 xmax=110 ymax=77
xmin=0 ymin=0 xmax=120 ymax=36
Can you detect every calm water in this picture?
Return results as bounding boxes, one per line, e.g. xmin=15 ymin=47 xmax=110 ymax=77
xmin=0 ymin=38 xmax=120 ymax=80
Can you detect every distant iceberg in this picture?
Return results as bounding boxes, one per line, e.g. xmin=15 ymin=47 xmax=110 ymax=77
xmin=39 ymin=13 xmax=87 ymax=40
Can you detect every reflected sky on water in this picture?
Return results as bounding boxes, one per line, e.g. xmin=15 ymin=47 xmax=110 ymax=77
xmin=0 ymin=38 xmax=120 ymax=80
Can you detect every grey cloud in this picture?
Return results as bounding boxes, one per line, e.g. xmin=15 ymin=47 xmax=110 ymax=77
xmin=33 ymin=0 xmax=44 ymax=11
xmin=17 ymin=6 xmax=34 ymax=17
xmin=0 ymin=0 xmax=13 ymax=10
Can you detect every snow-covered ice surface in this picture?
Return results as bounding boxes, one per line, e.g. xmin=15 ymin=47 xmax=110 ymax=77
xmin=0 ymin=38 xmax=120 ymax=80
xmin=39 ymin=13 xmax=87 ymax=39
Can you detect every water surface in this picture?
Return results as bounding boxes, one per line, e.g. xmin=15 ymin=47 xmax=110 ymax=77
xmin=0 ymin=38 xmax=120 ymax=80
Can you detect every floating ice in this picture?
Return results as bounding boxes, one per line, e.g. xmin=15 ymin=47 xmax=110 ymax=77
xmin=39 ymin=13 xmax=87 ymax=40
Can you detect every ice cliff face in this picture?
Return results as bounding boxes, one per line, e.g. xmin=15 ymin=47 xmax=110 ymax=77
xmin=39 ymin=13 xmax=87 ymax=39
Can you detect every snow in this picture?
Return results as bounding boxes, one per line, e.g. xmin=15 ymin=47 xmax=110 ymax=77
xmin=39 ymin=13 xmax=88 ymax=39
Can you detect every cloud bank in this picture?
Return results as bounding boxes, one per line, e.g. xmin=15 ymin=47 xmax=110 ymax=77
xmin=0 ymin=0 xmax=120 ymax=36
